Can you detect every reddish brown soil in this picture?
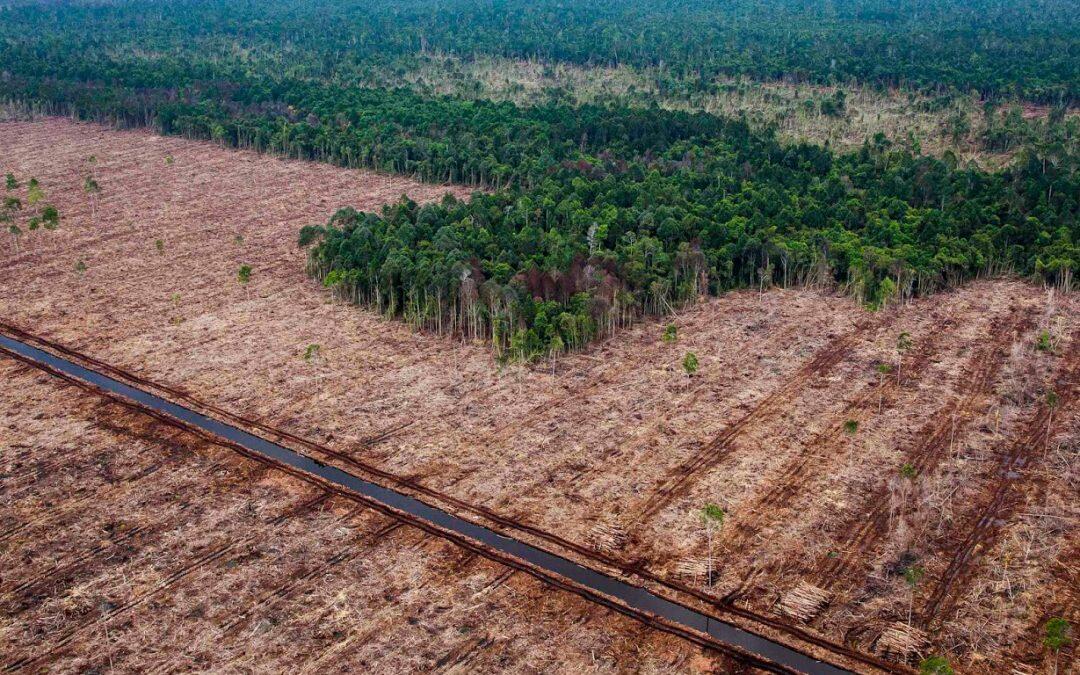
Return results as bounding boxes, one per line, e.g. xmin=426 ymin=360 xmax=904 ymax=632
xmin=0 ymin=360 xmax=736 ymax=673
xmin=2 ymin=119 xmax=1076 ymax=672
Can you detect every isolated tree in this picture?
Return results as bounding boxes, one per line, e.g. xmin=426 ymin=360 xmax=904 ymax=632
xmin=662 ymin=323 xmax=678 ymax=344
xmin=875 ymin=363 xmax=892 ymax=411
xmin=843 ymin=419 xmax=859 ymax=435
xmin=900 ymin=462 xmax=918 ymax=479
xmin=2 ymin=192 xmax=20 ymax=248
xmin=303 ymin=343 xmax=321 ymax=363
xmin=155 ymin=238 xmax=165 ymax=255
xmin=1045 ymin=390 xmax=1059 ymax=438
xmin=26 ymin=178 xmax=44 ymax=206
xmin=4 ymin=173 xmax=17 ymax=191
xmin=548 ymin=333 xmax=564 ymax=375
xmin=918 ymin=656 xmax=954 ymax=675
xmin=1043 ymin=617 xmax=1071 ymax=675
xmin=40 ymin=205 xmax=59 ymax=230
xmin=8 ymin=223 xmax=22 ymax=252
xmin=238 ymin=264 xmax=253 ymax=299
xmin=701 ymin=503 xmax=725 ymax=587
xmin=682 ymin=351 xmax=699 ymax=378
xmin=895 ymin=332 xmax=913 ymax=384
xmin=165 ymin=154 xmax=174 ymax=165
xmin=75 ymin=259 xmax=87 ymax=274
xmin=83 ymin=175 xmax=101 ymax=224
xmin=903 ymin=564 xmax=925 ymax=625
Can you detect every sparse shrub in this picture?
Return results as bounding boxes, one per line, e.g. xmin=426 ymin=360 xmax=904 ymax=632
xmin=237 ymin=264 xmax=252 ymax=285
xmin=75 ymin=259 xmax=87 ymax=273
xmin=303 ymin=343 xmax=321 ymax=362
xmin=661 ymin=323 xmax=677 ymax=344
xmin=1036 ymin=330 xmax=1053 ymax=352
xmin=919 ymin=656 xmax=954 ymax=675
xmin=682 ymin=351 xmax=699 ymax=377
xmin=155 ymin=238 xmax=164 ymax=254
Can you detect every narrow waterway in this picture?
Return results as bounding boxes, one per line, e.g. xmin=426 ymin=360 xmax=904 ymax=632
xmin=0 ymin=332 xmax=852 ymax=675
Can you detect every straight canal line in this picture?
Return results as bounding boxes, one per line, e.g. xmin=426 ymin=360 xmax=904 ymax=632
xmin=0 ymin=331 xmax=855 ymax=674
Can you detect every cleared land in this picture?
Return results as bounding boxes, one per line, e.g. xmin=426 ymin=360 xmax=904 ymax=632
xmin=0 ymin=359 xmax=725 ymax=673
xmin=367 ymin=53 xmax=1078 ymax=168
xmin=2 ymin=119 xmax=1077 ymax=672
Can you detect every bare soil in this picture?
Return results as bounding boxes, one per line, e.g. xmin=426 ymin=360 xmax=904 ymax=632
xmin=2 ymin=119 xmax=1076 ymax=672
xmin=0 ymin=359 xmax=731 ymax=673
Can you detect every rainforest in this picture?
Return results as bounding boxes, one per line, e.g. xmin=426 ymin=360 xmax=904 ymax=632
xmin=1 ymin=0 xmax=1076 ymax=359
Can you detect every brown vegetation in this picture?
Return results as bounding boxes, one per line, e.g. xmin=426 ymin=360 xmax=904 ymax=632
xmin=2 ymin=119 xmax=1076 ymax=672
xmin=0 ymin=360 xmax=731 ymax=673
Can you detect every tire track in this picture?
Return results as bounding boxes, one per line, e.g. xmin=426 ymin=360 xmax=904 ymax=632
xmin=814 ymin=306 xmax=1033 ymax=588
xmin=918 ymin=342 xmax=1079 ymax=626
xmin=626 ymin=317 xmax=884 ymax=530
xmin=721 ymin=312 xmax=957 ymax=555
xmin=219 ymin=517 xmax=401 ymax=636
xmin=0 ymin=461 xmax=167 ymax=544
xmin=2 ymin=487 xmax=332 ymax=672
xmin=0 ymin=320 xmax=910 ymax=675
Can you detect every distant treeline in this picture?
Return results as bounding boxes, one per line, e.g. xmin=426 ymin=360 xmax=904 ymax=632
xmin=0 ymin=0 xmax=1076 ymax=359
xmin=0 ymin=0 xmax=1076 ymax=103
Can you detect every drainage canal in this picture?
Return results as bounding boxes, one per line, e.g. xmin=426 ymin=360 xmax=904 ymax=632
xmin=0 ymin=332 xmax=852 ymax=675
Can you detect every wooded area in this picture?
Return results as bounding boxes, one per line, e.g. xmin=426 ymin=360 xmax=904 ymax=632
xmin=1 ymin=0 xmax=1076 ymax=358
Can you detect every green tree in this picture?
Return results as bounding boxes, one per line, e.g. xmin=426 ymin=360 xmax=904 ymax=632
xmin=26 ymin=178 xmax=44 ymax=206
xmin=701 ymin=503 xmax=726 ymax=587
xmin=8 ymin=223 xmax=22 ymax=253
xmin=238 ymin=264 xmax=252 ymax=285
xmin=155 ymin=238 xmax=165 ymax=255
xmin=4 ymin=173 xmax=16 ymax=191
xmin=843 ymin=419 xmax=859 ymax=435
xmin=75 ymin=259 xmax=87 ymax=274
xmin=1043 ymin=617 xmax=1071 ymax=675
xmin=83 ymin=175 xmax=101 ymax=224
xmin=40 ymin=205 xmax=59 ymax=230
xmin=1043 ymin=389 xmax=1060 ymax=443
xmin=875 ymin=363 xmax=893 ymax=411
xmin=896 ymin=332 xmax=913 ymax=384
xmin=661 ymin=323 xmax=678 ymax=344
xmin=548 ymin=334 xmax=564 ymax=375
xmin=303 ymin=343 xmax=321 ymax=363
xmin=903 ymin=564 xmax=925 ymax=625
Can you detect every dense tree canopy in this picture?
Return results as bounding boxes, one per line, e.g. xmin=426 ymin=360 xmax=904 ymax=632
xmin=0 ymin=0 xmax=1076 ymax=102
xmin=1 ymin=0 xmax=1076 ymax=359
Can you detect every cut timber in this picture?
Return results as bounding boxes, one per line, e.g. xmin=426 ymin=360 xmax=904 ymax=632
xmin=779 ymin=581 xmax=831 ymax=622
xmin=875 ymin=622 xmax=927 ymax=660
xmin=586 ymin=521 xmax=627 ymax=554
